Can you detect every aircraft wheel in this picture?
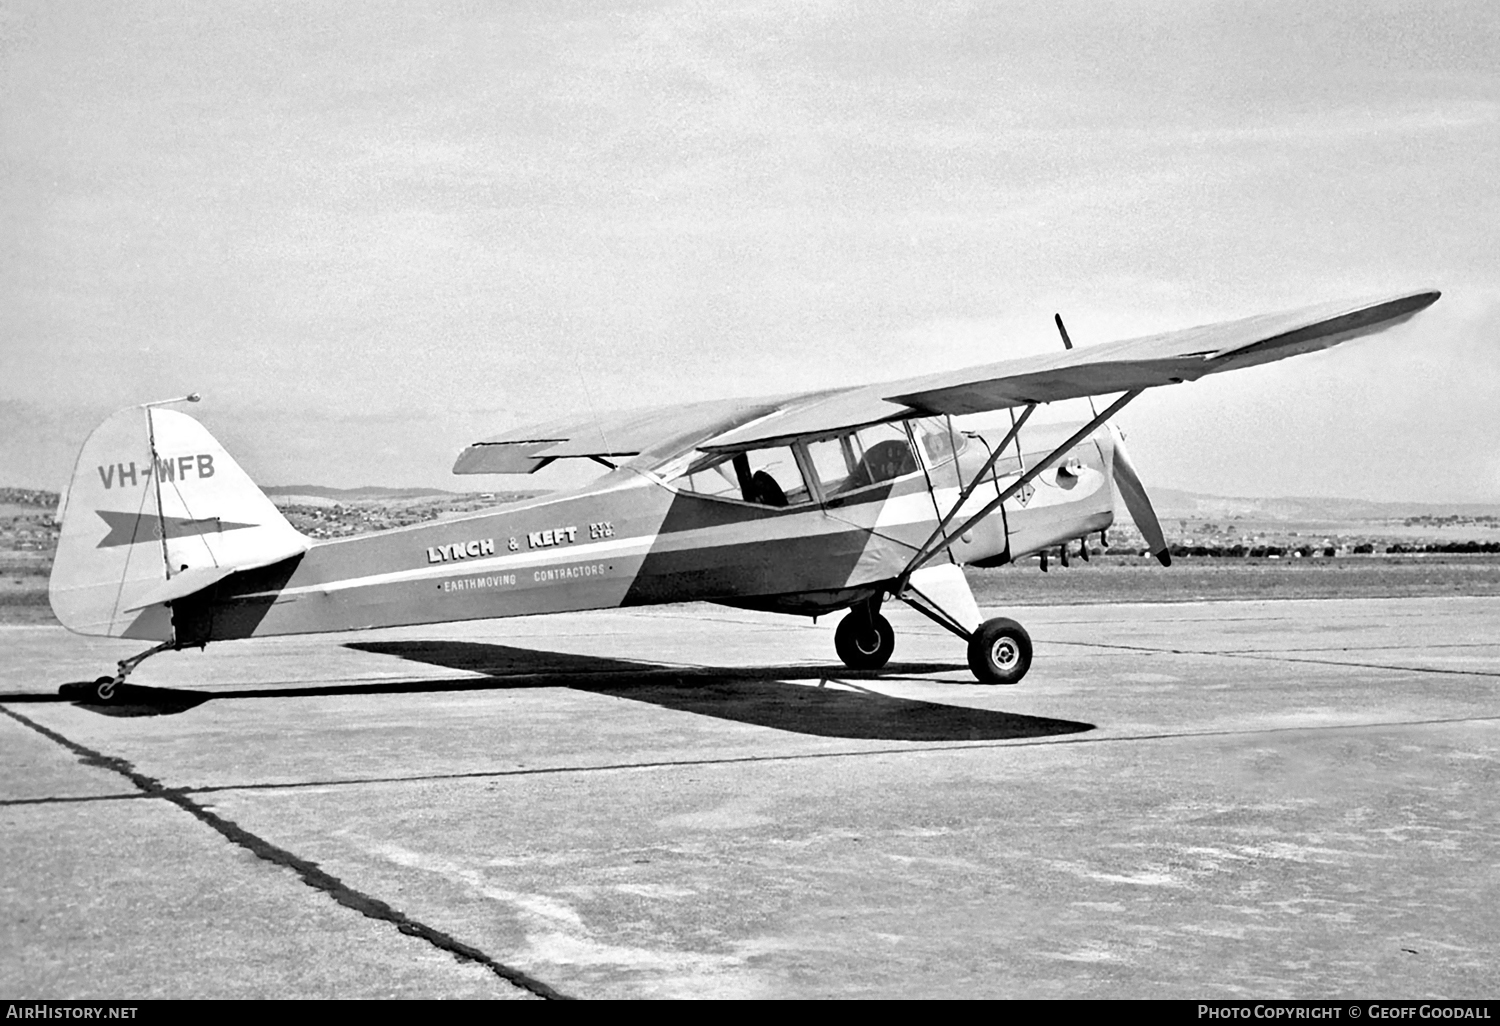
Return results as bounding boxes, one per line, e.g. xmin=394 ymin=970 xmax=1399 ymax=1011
xmin=835 ymin=611 xmax=895 ymax=670
xmin=93 ymin=676 xmax=119 ymax=703
xmin=967 ymin=618 xmax=1032 ymax=685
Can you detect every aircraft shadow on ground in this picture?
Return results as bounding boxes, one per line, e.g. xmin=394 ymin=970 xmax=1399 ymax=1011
xmin=344 ymin=640 xmax=1096 ymax=742
xmin=31 ymin=640 xmax=1094 ymax=742
xmin=16 ymin=684 xmax=215 ymax=718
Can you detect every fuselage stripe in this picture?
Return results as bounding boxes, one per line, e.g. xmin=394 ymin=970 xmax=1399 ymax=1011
xmin=235 ymin=533 xmax=657 ymax=598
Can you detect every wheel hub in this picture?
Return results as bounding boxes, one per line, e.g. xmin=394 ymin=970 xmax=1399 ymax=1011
xmin=990 ymin=637 xmax=1019 ymax=671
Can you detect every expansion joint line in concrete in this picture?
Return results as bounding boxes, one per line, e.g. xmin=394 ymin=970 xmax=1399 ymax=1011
xmin=1050 ymin=639 xmax=1500 ymax=678
xmin=152 ymin=711 xmax=1500 ymax=799
xmin=0 ymin=704 xmax=572 ymax=1001
xmin=0 ymin=791 xmax=153 ymax=807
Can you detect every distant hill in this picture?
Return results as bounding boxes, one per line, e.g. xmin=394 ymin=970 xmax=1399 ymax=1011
xmin=263 ymin=484 xmax=468 ymax=500
xmin=1151 ymin=488 xmax=1500 ymax=522
xmin=0 ymin=487 xmax=59 ymax=509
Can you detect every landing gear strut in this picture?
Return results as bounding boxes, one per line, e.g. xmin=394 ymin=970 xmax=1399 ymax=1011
xmin=834 ymin=600 xmax=895 ymax=671
xmin=832 ymin=572 xmax=1037 ymax=686
xmin=62 ymin=641 xmax=174 ymax=703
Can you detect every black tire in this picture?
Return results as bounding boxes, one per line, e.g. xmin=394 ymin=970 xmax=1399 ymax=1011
xmin=93 ymin=675 xmax=118 ymax=703
xmin=834 ymin=610 xmax=895 ymax=670
xmin=967 ymin=617 xmax=1032 ymax=685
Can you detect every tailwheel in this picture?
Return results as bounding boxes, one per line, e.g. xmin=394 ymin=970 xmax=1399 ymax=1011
xmin=967 ymin=617 xmax=1032 ymax=685
xmin=59 ymin=676 xmax=121 ymax=703
xmin=58 ymin=642 xmax=172 ymax=703
xmin=834 ymin=609 xmax=895 ymax=671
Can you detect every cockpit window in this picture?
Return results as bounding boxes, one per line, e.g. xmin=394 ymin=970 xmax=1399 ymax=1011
xmin=912 ymin=416 xmax=966 ymax=467
xmin=806 ymin=437 xmax=855 ymax=495
xmin=671 ymin=446 xmax=810 ymax=507
xmin=807 ymin=422 xmax=921 ymax=498
xmin=667 ymin=420 xmax=948 ymax=507
xmin=851 ymin=423 xmax=919 ymax=485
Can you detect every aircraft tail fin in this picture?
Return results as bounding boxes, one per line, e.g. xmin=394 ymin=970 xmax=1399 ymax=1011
xmin=49 ymin=404 xmax=309 ymax=640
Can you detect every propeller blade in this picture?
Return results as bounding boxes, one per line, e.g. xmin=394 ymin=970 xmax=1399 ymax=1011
xmin=1053 ymin=313 xmax=1074 ymax=350
xmin=1108 ymin=424 xmax=1171 ymax=567
xmin=1055 ymin=313 xmax=1100 ymax=420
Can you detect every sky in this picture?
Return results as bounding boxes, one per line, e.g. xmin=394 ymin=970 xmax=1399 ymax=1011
xmin=3 ymin=0 xmax=1498 ymax=502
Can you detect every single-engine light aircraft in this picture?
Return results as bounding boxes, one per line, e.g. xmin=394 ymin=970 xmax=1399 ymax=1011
xmin=51 ymin=290 xmax=1440 ymax=702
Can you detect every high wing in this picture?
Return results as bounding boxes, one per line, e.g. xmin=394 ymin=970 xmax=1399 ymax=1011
xmin=454 ymin=290 xmax=1437 ymax=470
xmin=702 ymin=290 xmax=1439 ymax=450
xmin=452 ymin=392 xmax=834 ymax=474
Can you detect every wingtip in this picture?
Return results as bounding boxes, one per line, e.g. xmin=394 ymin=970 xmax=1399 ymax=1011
xmin=1370 ymin=289 xmax=1441 ymax=316
xmin=1387 ymin=289 xmax=1443 ymax=324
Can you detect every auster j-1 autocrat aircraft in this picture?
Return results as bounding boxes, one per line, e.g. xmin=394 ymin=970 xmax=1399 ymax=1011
xmin=50 ymin=290 xmax=1440 ymax=703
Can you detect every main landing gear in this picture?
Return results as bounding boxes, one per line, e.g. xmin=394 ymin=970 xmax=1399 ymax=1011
xmin=844 ymin=389 xmax=1156 ymax=687
xmin=832 ymin=566 xmax=1034 ymax=685
xmin=966 ymin=617 xmax=1032 ymax=686
xmin=59 ymin=640 xmax=174 ymax=704
xmin=833 ymin=604 xmax=895 ymax=670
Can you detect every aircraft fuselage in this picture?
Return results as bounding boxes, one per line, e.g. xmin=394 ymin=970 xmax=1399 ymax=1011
xmin=172 ymin=427 xmax=1116 ymax=645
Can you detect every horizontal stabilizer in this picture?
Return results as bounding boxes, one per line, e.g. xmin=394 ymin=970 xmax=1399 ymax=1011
xmin=122 ymin=565 xmax=238 ymax=612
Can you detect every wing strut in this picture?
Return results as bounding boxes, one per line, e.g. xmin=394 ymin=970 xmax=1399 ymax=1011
xmin=900 ymin=403 xmax=1037 ymax=578
xmin=897 ymin=389 xmax=1143 ymax=584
